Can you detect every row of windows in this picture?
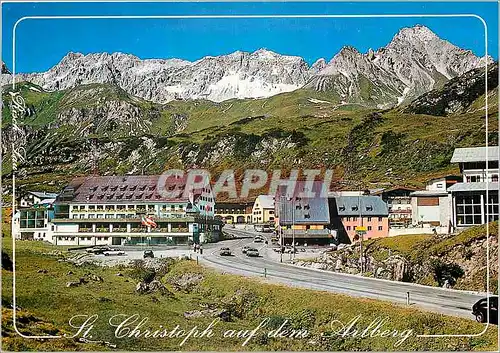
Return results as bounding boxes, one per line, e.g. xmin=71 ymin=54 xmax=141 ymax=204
xmin=343 ymin=217 xmax=384 ymax=222
xmin=347 ymin=225 xmax=383 ymax=231
xmin=455 ymin=192 xmax=499 ymax=225
xmin=387 ymin=199 xmax=411 ymax=204
xmin=71 ymin=204 xmax=187 ymax=211
xmin=465 ymin=174 xmax=499 ymax=183
xmin=59 ymin=236 xmax=109 ymax=241
xmin=20 ymin=220 xmax=46 ymax=228
xmin=19 ymin=211 xmax=46 ymax=219
xmin=215 ymin=209 xmax=248 ymax=214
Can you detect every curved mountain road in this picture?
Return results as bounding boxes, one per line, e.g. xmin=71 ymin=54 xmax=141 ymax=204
xmin=199 ymin=227 xmax=488 ymax=320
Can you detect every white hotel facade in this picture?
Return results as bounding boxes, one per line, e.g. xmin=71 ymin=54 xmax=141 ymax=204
xmin=14 ymin=175 xmax=220 ymax=245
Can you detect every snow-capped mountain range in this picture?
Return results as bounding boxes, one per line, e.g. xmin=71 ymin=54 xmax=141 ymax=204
xmin=1 ymin=25 xmax=493 ymax=107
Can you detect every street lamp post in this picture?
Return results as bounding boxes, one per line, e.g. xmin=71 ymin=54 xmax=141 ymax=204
xmin=279 ymin=195 xmax=284 ymax=263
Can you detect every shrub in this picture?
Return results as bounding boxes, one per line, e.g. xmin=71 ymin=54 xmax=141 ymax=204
xmin=430 ymin=259 xmax=464 ymax=286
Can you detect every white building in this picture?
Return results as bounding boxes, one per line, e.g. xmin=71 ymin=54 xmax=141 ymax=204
xmin=16 ymin=175 xmax=221 ymax=245
xmin=448 ymin=146 xmax=499 ymax=228
xmin=19 ymin=191 xmax=58 ymax=208
xmin=12 ymin=205 xmax=53 ymax=242
xmin=252 ymin=195 xmax=275 ymax=224
xmin=410 ymin=176 xmax=461 ymax=229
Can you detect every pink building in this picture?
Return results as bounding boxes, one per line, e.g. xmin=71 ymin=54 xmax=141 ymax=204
xmin=329 ymin=195 xmax=389 ymax=243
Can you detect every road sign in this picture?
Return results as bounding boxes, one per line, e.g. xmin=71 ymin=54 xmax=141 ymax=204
xmin=355 ymin=226 xmax=367 ymax=232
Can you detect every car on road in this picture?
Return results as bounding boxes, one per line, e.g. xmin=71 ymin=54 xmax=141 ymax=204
xmin=241 ymin=246 xmax=251 ymax=254
xmin=472 ymin=296 xmax=498 ymax=324
xmin=219 ymin=247 xmax=232 ymax=256
xmin=103 ymin=249 xmax=126 ymax=256
xmin=254 ymin=236 xmax=264 ymax=243
xmin=245 ymin=248 xmax=260 ymax=257
xmin=143 ymin=250 xmax=154 ymax=259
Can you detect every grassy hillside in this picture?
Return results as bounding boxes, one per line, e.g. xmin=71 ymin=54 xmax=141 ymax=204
xmin=1 ymin=237 xmax=498 ymax=351
xmin=2 ymin=80 xmax=498 ymax=198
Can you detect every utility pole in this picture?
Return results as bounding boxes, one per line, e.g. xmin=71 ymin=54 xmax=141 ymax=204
xmin=358 ymin=193 xmax=363 ymax=274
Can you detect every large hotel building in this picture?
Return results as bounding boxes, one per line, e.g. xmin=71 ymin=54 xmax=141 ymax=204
xmin=14 ymin=175 xmax=220 ymax=245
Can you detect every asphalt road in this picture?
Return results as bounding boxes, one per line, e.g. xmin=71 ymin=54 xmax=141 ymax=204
xmin=199 ymin=227 xmax=487 ymax=320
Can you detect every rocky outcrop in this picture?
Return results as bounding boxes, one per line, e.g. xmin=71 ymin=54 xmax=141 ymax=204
xmin=402 ymin=63 xmax=498 ymax=116
xmin=167 ymin=273 xmax=204 ymax=293
xmin=135 ymin=279 xmax=174 ymax=296
xmin=296 ymin=224 xmax=498 ymax=292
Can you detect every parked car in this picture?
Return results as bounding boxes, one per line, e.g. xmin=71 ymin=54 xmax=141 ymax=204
xmin=241 ymin=246 xmax=251 ymax=254
xmin=103 ymin=249 xmax=126 ymax=256
xmin=86 ymin=246 xmax=110 ymax=254
xmin=143 ymin=250 xmax=154 ymax=259
xmin=219 ymin=247 xmax=232 ymax=256
xmin=246 ymin=248 xmax=260 ymax=257
xmin=254 ymin=237 xmax=264 ymax=243
xmin=472 ymin=296 xmax=498 ymax=324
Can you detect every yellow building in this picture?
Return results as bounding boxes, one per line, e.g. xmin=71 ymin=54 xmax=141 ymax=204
xmin=252 ymin=195 xmax=275 ymax=224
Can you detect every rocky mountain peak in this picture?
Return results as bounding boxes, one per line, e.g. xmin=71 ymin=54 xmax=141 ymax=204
xmin=4 ymin=25 xmax=493 ymax=107
xmin=392 ymin=25 xmax=439 ymax=43
xmin=332 ymin=46 xmax=362 ymax=60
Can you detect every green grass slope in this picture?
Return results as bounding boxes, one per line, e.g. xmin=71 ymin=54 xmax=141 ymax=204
xmin=2 ymin=80 xmax=497 ymax=195
xmin=1 ymin=237 xmax=498 ymax=351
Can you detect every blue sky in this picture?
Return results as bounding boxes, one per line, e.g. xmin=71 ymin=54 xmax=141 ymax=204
xmin=2 ymin=1 xmax=498 ymax=73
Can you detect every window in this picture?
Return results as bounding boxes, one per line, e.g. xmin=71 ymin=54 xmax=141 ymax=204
xmin=367 ymin=217 xmax=372 ymax=222
xmin=456 ymin=193 xmax=484 ymax=225
xmin=493 ymin=175 xmax=499 ymax=182
xmin=367 ymin=226 xmax=372 ymax=231
xmin=466 ymin=175 xmax=482 ymax=183
xmin=346 ymin=226 xmax=351 ymax=231
xmin=378 ymin=217 xmax=383 ymax=222
xmin=378 ymin=226 xmax=383 ymax=231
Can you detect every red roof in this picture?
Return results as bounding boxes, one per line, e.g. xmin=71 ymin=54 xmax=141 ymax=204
xmin=59 ymin=175 xmax=209 ymax=203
